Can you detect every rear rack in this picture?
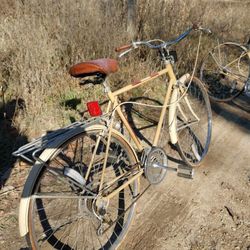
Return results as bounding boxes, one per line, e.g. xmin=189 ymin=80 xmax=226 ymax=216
xmin=12 ymin=118 xmax=102 ymax=164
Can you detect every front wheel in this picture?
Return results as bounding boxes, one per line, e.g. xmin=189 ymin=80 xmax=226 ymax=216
xmin=24 ymin=128 xmax=139 ymax=249
xmin=175 ymin=76 xmax=212 ymax=167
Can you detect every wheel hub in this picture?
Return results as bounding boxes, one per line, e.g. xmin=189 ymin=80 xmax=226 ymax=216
xmin=94 ymin=196 xmax=109 ymax=217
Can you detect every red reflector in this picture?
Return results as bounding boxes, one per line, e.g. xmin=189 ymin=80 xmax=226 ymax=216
xmin=87 ymin=101 xmax=102 ymax=117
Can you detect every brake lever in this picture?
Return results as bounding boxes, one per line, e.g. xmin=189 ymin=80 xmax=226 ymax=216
xmin=192 ymin=22 xmax=212 ymax=34
xmin=199 ymin=27 xmax=212 ymax=34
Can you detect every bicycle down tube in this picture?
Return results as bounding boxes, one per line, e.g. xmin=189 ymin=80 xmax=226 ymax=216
xmin=108 ymin=63 xmax=178 ymax=149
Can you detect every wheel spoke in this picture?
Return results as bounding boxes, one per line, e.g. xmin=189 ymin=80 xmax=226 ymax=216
xmin=201 ymin=43 xmax=249 ymax=101
xmin=27 ymin=129 xmax=138 ymax=249
xmin=37 ymin=216 xmax=79 ymax=244
xmin=32 ymin=192 xmax=95 ymax=199
xmin=176 ymin=77 xmax=211 ymax=166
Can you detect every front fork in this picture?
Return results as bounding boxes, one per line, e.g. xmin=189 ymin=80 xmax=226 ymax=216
xmin=168 ymin=73 xmax=190 ymax=144
xmin=169 ymin=86 xmax=179 ymax=144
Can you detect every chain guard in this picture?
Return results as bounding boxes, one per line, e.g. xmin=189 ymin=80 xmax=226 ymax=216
xmin=144 ymin=147 xmax=168 ymax=184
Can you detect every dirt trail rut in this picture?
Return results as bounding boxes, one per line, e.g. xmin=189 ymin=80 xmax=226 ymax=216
xmin=119 ymin=99 xmax=250 ymax=250
xmin=0 ymin=98 xmax=250 ymax=250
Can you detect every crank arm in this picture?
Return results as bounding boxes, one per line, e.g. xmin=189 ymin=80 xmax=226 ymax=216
xmin=152 ymin=163 xmax=177 ymax=172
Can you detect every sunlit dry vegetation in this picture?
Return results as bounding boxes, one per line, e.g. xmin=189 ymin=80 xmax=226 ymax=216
xmin=0 ymin=0 xmax=249 ymax=139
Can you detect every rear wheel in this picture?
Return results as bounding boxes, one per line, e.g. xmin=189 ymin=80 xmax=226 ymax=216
xmin=200 ymin=42 xmax=250 ymax=101
xmin=175 ymin=76 xmax=212 ymax=167
xmin=26 ymin=129 xmax=139 ymax=249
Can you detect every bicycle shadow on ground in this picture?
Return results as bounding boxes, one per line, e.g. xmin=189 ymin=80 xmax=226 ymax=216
xmin=232 ymin=93 xmax=250 ymax=113
xmin=58 ymin=96 xmax=184 ymax=165
xmin=211 ymin=94 xmax=250 ymax=134
xmin=123 ymin=96 xmax=183 ymax=166
xmin=0 ymin=98 xmax=28 ymax=188
xmin=60 ymin=98 xmax=82 ymax=110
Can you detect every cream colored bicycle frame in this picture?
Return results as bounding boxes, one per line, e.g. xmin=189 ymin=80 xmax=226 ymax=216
xmin=85 ymin=62 xmax=193 ymax=200
xmin=19 ymin=62 xmax=195 ymax=238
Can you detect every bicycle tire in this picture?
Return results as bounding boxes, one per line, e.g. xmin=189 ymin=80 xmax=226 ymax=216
xmin=25 ymin=128 xmax=139 ymax=250
xmin=175 ymin=76 xmax=212 ymax=167
xmin=200 ymin=42 xmax=250 ymax=102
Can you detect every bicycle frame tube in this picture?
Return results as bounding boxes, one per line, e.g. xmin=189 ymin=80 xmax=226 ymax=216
xmin=224 ymin=50 xmax=249 ymax=68
xmin=108 ymin=63 xmax=177 ymax=149
xmin=210 ymin=44 xmax=249 ymax=69
xmin=99 ymin=99 xmax=116 ymax=191
xmin=83 ymin=62 xmax=178 ymax=197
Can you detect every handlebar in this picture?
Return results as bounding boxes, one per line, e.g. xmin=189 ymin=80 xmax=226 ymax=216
xmin=115 ymin=25 xmax=211 ymax=57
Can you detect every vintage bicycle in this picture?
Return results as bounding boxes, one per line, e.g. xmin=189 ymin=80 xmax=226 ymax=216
xmin=13 ymin=25 xmax=212 ymax=249
xmin=200 ymin=41 xmax=250 ymax=101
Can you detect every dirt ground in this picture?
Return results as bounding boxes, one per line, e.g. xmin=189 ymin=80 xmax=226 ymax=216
xmin=0 ymin=95 xmax=250 ymax=250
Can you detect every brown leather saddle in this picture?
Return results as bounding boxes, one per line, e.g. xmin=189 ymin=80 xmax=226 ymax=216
xmin=69 ymin=58 xmax=118 ymax=78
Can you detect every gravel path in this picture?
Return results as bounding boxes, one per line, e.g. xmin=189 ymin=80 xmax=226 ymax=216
xmin=0 ymin=97 xmax=249 ymax=250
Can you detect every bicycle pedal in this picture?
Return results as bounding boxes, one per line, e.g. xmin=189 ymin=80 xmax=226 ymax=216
xmin=177 ymin=165 xmax=194 ymax=179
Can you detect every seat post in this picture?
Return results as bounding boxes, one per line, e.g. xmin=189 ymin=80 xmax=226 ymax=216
xmin=102 ymin=78 xmax=112 ymax=93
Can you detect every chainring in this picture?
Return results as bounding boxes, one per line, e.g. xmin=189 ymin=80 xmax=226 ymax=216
xmin=144 ymin=147 xmax=168 ymax=184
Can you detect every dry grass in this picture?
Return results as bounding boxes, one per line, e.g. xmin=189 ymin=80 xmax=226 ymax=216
xmin=0 ymin=0 xmax=249 ymax=139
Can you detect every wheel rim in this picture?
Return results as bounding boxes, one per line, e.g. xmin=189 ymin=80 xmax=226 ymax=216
xmin=200 ymin=43 xmax=249 ymax=101
xmin=28 ymin=130 xmax=138 ymax=249
xmin=176 ymin=77 xmax=212 ymax=167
